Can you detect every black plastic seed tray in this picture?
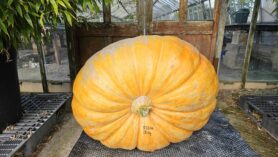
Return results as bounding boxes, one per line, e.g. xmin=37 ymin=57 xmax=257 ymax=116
xmin=0 ymin=93 xmax=71 ymax=157
xmin=239 ymin=95 xmax=278 ymax=140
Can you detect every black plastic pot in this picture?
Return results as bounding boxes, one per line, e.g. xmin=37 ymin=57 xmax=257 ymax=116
xmin=0 ymin=47 xmax=22 ymax=133
xmin=235 ymin=8 xmax=250 ymax=23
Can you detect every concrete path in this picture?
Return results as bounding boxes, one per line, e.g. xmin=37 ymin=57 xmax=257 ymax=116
xmin=36 ymin=113 xmax=82 ymax=157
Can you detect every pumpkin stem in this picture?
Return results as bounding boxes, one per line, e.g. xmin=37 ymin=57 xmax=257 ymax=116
xmin=131 ymin=96 xmax=152 ymax=117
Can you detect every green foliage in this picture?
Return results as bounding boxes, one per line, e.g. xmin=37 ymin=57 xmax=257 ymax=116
xmin=0 ymin=0 xmax=106 ymax=51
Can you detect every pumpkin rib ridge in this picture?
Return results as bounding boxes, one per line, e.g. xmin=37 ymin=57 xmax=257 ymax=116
xmin=152 ymin=96 xmax=216 ymax=113
xmin=111 ymin=114 xmax=140 ymax=150
xmin=133 ymin=37 xmax=155 ymax=95
xmin=131 ymin=39 xmax=142 ymax=95
xmin=75 ymin=94 xmax=129 ymax=112
xmin=106 ymin=44 xmax=139 ymax=97
xmin=193 ymin=102 xmax=216 ymax=131
xmin=158 ymin=53 xmax=214 ymax=101
xmin=149 ymin=113 xmax=192 ymax=143
xmin=150 ymin=103 xmax=212 ymax=115
xmin=150 ymin=111 xmax=193 ymax=134
xmin=149 ymin=99 xmax=216 ymax=131
xmin=152 ymin=59 xmax=218 ymax=112
xmin=100 ymin=60 xmax=135 ymax=100
xmin=73 ymin=96 xmax=130 ymax=116
xmin=151 ymin=109 xmax=211 ymax=132
xmin=90 ymin=111 xmax=130 ymax=127
xmin=79 ymin=78 xmax=131 ymax=104
xmin=137 ymin=116 xmax=170 ymax=151
xmin=73 ymin=95 xmax=130 ymax=113
xmin=151 ymin=98 xmax=216 ymax=122
xmin=137 ymin=40 xmax=145 ymax=95
xmin=152 ymin=53 xmax=201 ymax=100
xmin=72 ymin=100 xmax=130 ymax=127
xmin=136 ymin=114 xmax=141 ymax=148
xmin=145 ymin=37 xmax=164 ymax=96
xmin=85 ymin=113 xmax=131 ymax=141
xmin=87 ymin=63 xmax=133 ymax=100
xmin=80 ymin=63 xmax=133 ymax=102
xmin=86 ymin=53 xmax=135 ymax=100
xmin=72 ymin=97 xmax=131 ymax=128
xmin=134 ymin=36 xmax=160 ymax=95
xmin=147 ymin=115 xmax=171 ymax=149
xmin=131 ymin=37 xmax=142 ymax=96
xmin=101 ymin=114 xmax=136 ymax=149
xmin=151 ymin=37 xmax=202 ymax=96
xmin=76 ymin=66 xmax=131 ymax=104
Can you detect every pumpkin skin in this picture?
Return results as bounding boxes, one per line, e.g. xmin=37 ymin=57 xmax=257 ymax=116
xmin=72 ymin=35 xmax=219 ymax=151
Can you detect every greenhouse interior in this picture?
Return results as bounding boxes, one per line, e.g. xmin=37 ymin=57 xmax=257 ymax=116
xmin=0 ymin=0 xmax=278 ymax=157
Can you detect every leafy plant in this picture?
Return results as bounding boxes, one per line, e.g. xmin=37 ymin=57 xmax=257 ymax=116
xmin=0 ymin=0 xmax=111 ymax=54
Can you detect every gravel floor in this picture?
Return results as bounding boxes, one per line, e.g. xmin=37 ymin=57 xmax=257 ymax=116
xmin=217 ymin=88 xmax=278 ymax=157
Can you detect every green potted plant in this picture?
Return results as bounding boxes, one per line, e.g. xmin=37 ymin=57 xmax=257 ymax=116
xmin=0 ymin=0 xmax=103 ymax=132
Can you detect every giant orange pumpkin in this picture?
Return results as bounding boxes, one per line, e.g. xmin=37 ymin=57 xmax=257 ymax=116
xmin=72 ymin=35 xmax=219 ymax=151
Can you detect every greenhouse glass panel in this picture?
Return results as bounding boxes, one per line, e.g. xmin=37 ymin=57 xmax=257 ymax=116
xmin=111 ymin=0 xmax=137 ymax=22
xmin=42 ymin=26 xmax=71 ymax=83
xmin=17 ymin=41 xmax=42 ymax=83
xmin=153 ymin=0 xmax=179 ymax=21
xmin=187 ymin=0 xmax=214 ymax=21
xmin=218 ymin=30 xmax=247 ymax=82
xmin=247 ymin=31 xmax=278 ymax=81
xmin=17 ymin=26 xmax=71 ymax=86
